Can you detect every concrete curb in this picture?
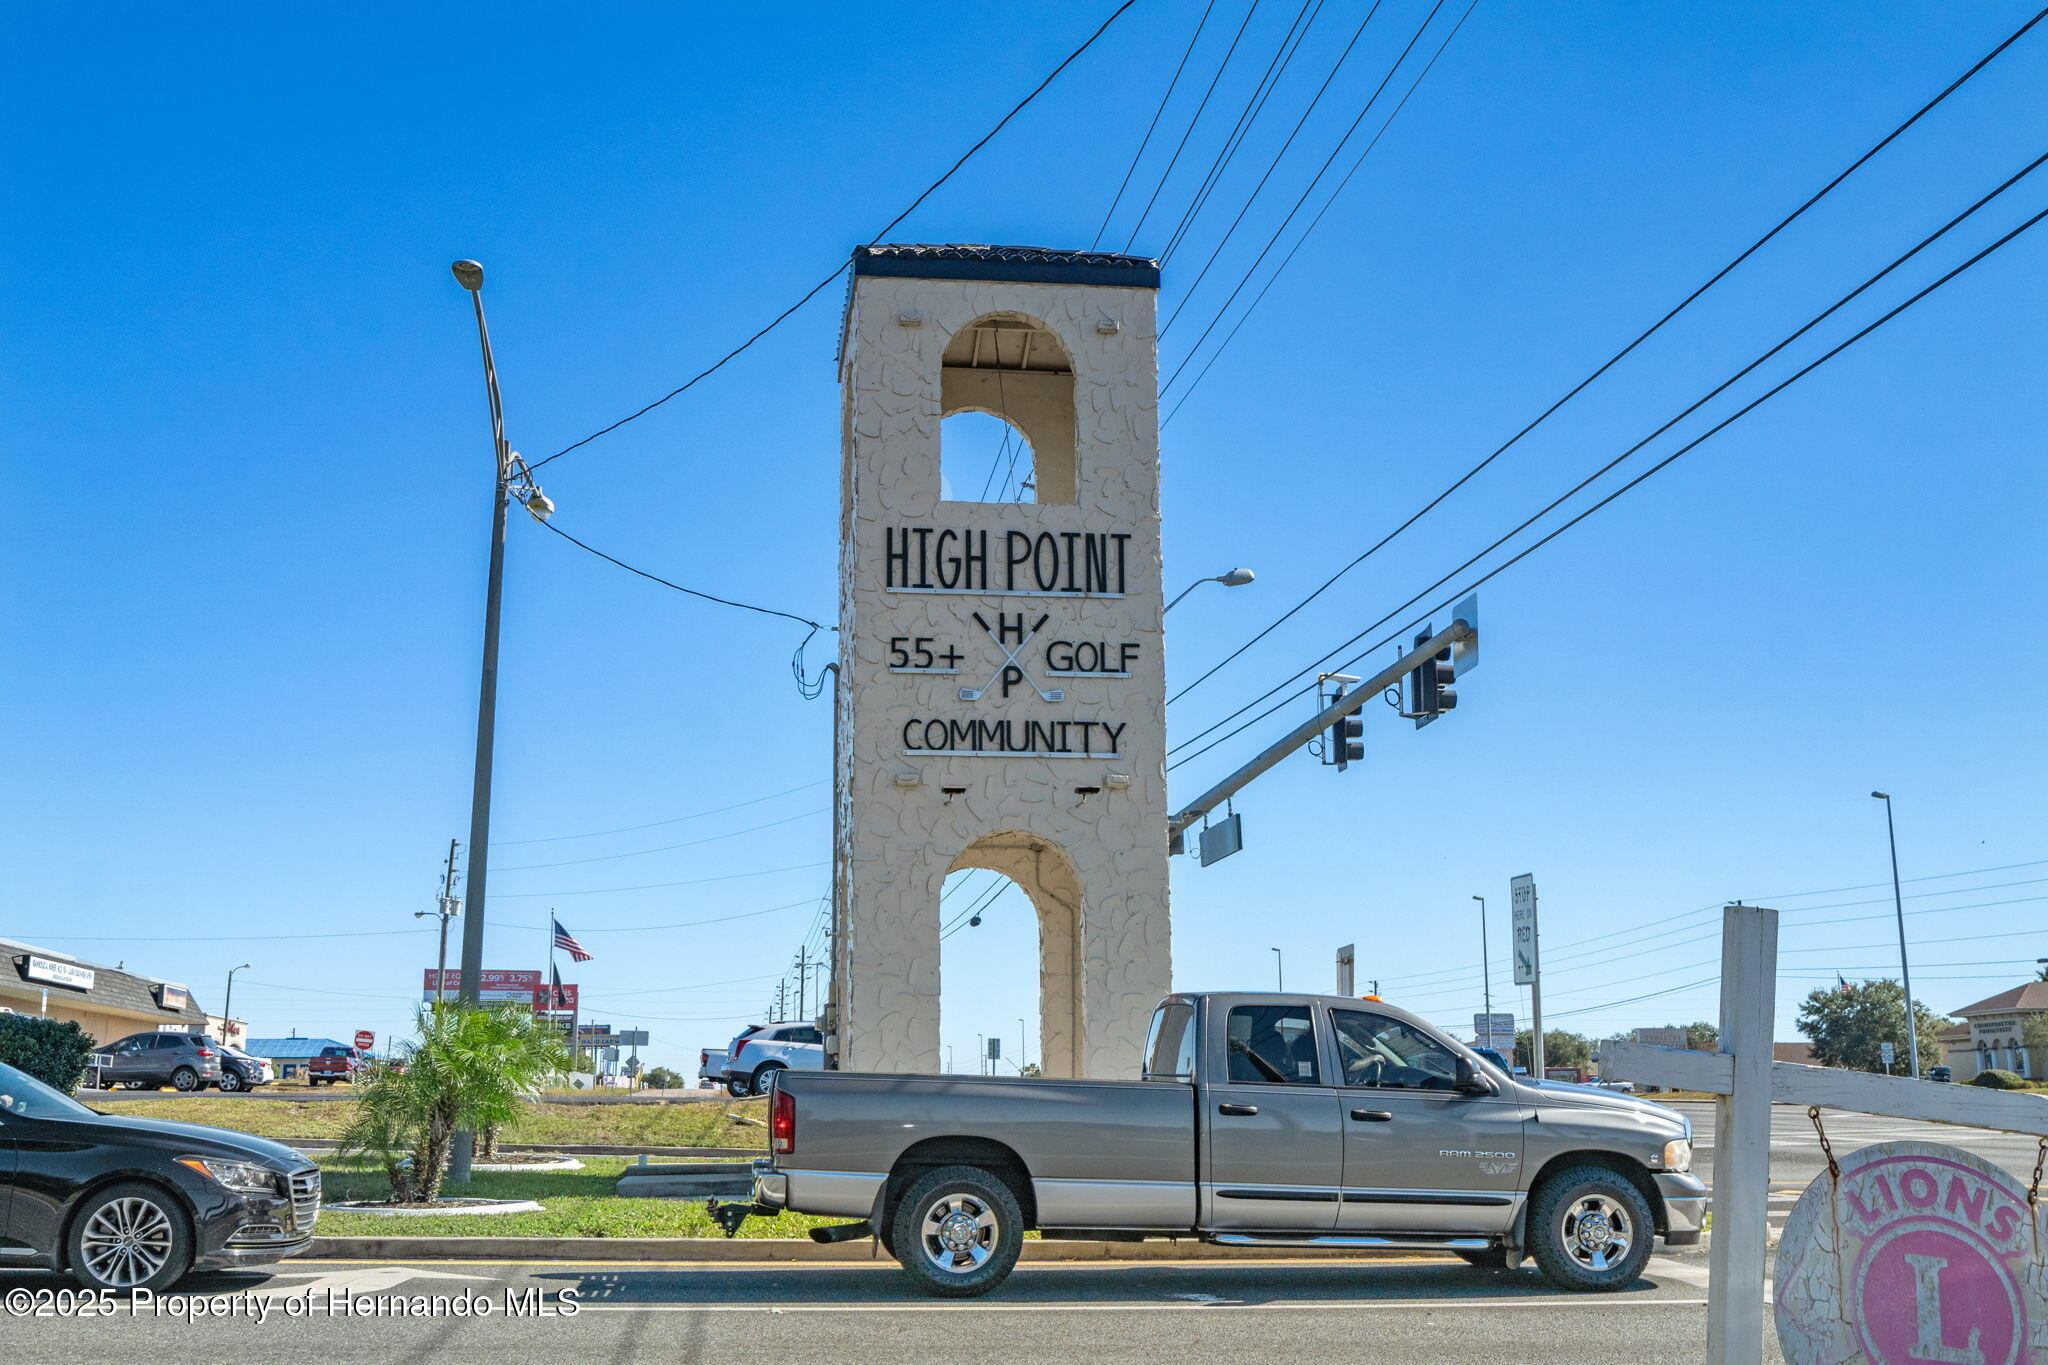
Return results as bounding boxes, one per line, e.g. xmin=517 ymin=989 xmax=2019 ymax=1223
xmin=286 ymin=1140 xmax=763 ymax=1159
xmin=304 ymin=1235 xmax=1442 ymax=1264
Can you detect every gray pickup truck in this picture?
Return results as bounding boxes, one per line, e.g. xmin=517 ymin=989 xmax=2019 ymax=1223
xmin=744 ymin=991 xmax=1703 ymax=1296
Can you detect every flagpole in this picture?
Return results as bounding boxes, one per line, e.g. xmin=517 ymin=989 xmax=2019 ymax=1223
xmin=548 ymin=910 xmax=567 ymax=1075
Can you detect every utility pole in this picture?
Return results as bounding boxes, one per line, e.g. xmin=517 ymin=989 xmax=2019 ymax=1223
xmin=1473 ymin=895 xmax=1491 ymax=1025
xmin=795 ymin=946 xmax=810 ymax=1020
xmin=222 ymin=963 xmax=250 ymax=1043
xmin=417 ymin=840 xmax=461 ymax=1002
xmin=446 ymin=259 xmax=554 ymax=1186
xmin=1872 ymin=792 xmax=1920 ymax=1079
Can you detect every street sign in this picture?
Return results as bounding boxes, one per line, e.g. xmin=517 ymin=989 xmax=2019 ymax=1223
xmin=1776 ymin=1141 xmax=2041 ymax=1364
xmin=986 ymin=1037 xmax=1001 ymax=1059
xmin=1510 ymin=874 xmax=1538 ymax=985
xmin=614 ymin=1030 xmax=650 ymax=1048
xmin=1198 ymin=812 xmax=1243 ymax=866
xmin=353 ymin=1030 xmax=375 ymax=1052
xmin=1879 ymin=1041 xmax=1896 ymax=1068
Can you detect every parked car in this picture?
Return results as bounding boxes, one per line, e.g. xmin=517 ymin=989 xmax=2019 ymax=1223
xmin=0 ymin=1059 xmax=319 ymax=1290
xmin=723 ymin=1022 xmax=825 ymax=1097
xmin=1590 ymin=1078 xmax=1637 ymax=1093
xmin=699 ymin=1049 xmax=730 ymax=1089
xmin=1928 ymin=1065 xmax=1953 ymax=1083
xmin=215 ymin=1044 xmax=274 ymax=1093
xmin=306 ymin=1045 xmax=363 ymax=1086
xmin=743 ymin=991 xmax=1703 ymax=1297
xmin=94 ymin=1031 xmax=224 ymax=1092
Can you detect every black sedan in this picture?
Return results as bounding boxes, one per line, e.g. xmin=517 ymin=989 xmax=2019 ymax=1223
xmin=0 ymin=1060 xmax=319 ymax=1291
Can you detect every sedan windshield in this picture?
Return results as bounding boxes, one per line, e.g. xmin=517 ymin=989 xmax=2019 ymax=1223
xmin=0 ymin=1061 xmax=96 ymax=1119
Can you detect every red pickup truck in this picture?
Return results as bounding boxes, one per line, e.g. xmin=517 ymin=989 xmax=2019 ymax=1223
xmin=306 ymin=1045 xmax=364 ymax=1086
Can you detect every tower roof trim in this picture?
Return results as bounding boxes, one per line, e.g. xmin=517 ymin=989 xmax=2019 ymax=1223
xmin=852 ymin=243 xmax=1160 ymax=290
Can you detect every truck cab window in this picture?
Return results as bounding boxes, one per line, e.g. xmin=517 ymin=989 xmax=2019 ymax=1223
xmin=1143 ymin=1002 xmax=1195 ymax=1080
xmin=1331 ymin=1010 xmax=1461 ymax=1090
xmin=1225 ymin=1005 xmax=1319 ymax=1085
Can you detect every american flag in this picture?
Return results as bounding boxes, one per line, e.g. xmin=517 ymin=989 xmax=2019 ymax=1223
xmin=553 ymin=915 xmax=593 ymax=963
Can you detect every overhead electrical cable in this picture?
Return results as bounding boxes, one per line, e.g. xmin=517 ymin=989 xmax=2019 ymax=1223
xmin=1161 ymin=0 xmax=1388 ymax=324
xmin=1167 ymin=181 xmax=2048 ymax=770
xmin=1091 ymin=0 xmax=1222 ymax=250
xmin=493 ymin=860 xmax=829 ymax=898
xmin=494 ymin=808 xmax=829 ymax=871
xmin=493 ymin=779 xmax=827 ymax=846
xmin=526 ymin=0 xmax=1140 ymax=474
xmin=1158 ymin=0 xmax=1327 ymax=263
xmin=1121 ymin=0 xmax=1269 ymax=253
xmin=1166 ymin=6 xmax=2048 ymax=700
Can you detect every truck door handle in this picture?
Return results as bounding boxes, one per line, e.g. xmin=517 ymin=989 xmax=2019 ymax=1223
xmin=1217 ymin=1103 xmax=1259 ymax=1117
xmin=1351 ymin=1109 xmax=1394 ymax=1122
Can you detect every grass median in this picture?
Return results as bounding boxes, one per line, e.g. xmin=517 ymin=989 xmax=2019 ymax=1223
xmin=95 ymin=1095 xmax=771 ymax=1150
xmin=314 ymin=1154 xmax=833 ymax=1239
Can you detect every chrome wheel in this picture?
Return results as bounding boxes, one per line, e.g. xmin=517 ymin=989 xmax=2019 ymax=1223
xmin=1559 ymin=1193 xmax=1633 ymax=1272
xmin=919 ymin=1193 xmax=998 ymax=1274
xmin=79 ymin=1197 xmax=175 ymax=1288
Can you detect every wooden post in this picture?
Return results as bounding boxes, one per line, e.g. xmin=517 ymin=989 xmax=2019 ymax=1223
xmin=1707 ymin=904 xmax=1777 ymax=1365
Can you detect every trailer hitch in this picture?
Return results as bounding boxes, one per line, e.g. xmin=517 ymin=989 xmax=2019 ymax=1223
xmin=704 ymin=1198 xmax=771 ymax=1238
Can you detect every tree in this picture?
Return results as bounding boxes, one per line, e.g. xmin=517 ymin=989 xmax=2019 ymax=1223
xmin=1796 ymin=979 xmax=1951 ymax=1074
xmin=1514 ymin=1029 xmax=1591 ymax=1072
xmin=340 ymin=1002 xmax=568 ymax=1203
xmin=642 ymin=1066 xmax=683 ymax=1090
xmin=1660 ymin=1020 xmax=1718 ymax=1052
xmin=0 ymin=1015 xmax=94 ymax=1093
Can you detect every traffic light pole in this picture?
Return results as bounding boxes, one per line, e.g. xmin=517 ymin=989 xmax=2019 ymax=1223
xmin=1168 ymin=618 xmax=1474 ymax=847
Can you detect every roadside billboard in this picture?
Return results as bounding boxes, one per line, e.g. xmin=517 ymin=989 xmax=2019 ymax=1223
xmin=421 ymin=969 xmax=576 ymax=1010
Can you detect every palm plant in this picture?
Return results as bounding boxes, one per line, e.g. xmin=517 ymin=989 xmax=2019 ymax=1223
xmin=340 ymin=1002 xmax=568 ymax=1203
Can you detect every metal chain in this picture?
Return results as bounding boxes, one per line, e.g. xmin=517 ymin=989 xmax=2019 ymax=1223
xmin=1809 ymin=1106 xmax=1840 ymax=1181
xmin=2029 ymin=1135 xmax=2046 ymax=1208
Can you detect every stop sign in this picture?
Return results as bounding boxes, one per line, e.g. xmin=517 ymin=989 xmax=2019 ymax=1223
xmin=354 ymin=1030 xmax=375 ymax=1052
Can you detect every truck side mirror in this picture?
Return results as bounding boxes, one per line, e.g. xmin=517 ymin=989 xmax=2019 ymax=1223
xmin=1455 ymin=1056 xmax=1494 ymax=1095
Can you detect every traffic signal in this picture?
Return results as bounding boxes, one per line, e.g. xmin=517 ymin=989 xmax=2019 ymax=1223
xmin=1409 ymin=630 xmax=1458 ymax=729
xmin=1329 ymin=713 xmax=1364 ymax=770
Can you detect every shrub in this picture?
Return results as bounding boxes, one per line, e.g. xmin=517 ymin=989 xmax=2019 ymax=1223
xmin=0 ymin=1014 xmax=96 ymax=1093
xmin=1971 ymin=1068 xmax=2026 ymax=1090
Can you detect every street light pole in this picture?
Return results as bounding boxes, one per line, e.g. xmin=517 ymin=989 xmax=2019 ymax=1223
xmin=222 ymin=964 xmax=250 ymax=1043
xmin=1271 ymin=947 xmax=1283 ymax=992
xmin=1472 ymin=895 xmax=1491 ymax=1025
xmin=1163 ymin=567 xmax=1255 ymax=615
xmin=1872 ymin=792 xmax=1920 ymax=1080
xmin=448 ymin=259 xmax=516 ymax=1185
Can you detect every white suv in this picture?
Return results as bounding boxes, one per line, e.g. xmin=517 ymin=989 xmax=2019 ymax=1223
xmin=723 ymin=1022 xmax=823 ymax=1097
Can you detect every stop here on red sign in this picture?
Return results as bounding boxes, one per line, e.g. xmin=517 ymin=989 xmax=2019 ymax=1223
xmin=1776 ymin=1141 xmax=2041 ymax=1365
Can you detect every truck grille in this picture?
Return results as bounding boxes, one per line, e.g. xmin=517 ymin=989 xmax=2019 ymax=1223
xmin=288 ymin=1169 xmax=321 ymax=1234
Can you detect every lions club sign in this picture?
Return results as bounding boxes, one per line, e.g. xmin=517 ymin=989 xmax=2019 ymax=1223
xmin=1776 ymin=1141 xmax=2045 ymax=1364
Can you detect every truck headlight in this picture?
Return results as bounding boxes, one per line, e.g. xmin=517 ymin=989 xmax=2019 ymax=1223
xmin=1660 ymin=1139 xmax=1692 ymax=1172
xmin=178 ymin=1157 xmax=280 ymax=1194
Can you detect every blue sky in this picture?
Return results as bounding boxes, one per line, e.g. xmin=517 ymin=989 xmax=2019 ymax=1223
xmin=5 ymin=2 xmax=2044 ymax=1073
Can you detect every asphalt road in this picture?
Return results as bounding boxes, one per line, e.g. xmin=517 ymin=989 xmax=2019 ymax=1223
xmin=0 ymin=1255 xmax=1743 ymax=1364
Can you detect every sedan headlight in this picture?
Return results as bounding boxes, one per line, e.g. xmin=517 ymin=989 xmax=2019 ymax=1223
xmin=177 ymin=1157 xmax=280 ymax=1194
xmin=1660 ymin=1138 xmax=1693 ymax=1172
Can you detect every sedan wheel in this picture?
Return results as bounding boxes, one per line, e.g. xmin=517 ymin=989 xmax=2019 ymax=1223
xmin=68 ymin=1184 xmax=192 ymax=1293
xmin=218 ymin=1069 xmax=243 ymax=1092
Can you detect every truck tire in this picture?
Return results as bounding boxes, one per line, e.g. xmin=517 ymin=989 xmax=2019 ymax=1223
xmin=889 ymin=1165 xmax=1024 ymax=1298
xmin=1527 ymin=1164 xmax=1654 ymax=1292
xmin=749 ymin=1063 xmax=785 ymax=1097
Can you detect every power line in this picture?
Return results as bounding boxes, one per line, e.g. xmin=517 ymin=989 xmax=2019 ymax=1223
xmin=535 ymin=518 xmax=827 ymax=630
xmin=1164 ymin=5 xmax=2048 ymax=701
xmin=493 ymin=779 xmax=827 ymax=846
xmin=1160 ymin=0 xmax=1387 ymax=325
xmin=1121 ymin=0 xmax=1268 ymax=253
xmin=492 ymin=860 xmax=828 ymax=898
xmin=1158 ymin=0 xmax=1327 ymax=264
xmin=1167 ymin=187 xmax=2048 ymax=771
xmin=1092 ymin=0 xmax=1222 ymax=250
xmin=526 ymin=0 xmax=1140 ymax=473
xmin=495 ymin=808 xmax=827 ymax=872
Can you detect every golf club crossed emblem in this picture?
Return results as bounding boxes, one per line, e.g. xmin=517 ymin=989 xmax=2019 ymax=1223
xmin=958 ymin=611 xmax=1064 ymax=703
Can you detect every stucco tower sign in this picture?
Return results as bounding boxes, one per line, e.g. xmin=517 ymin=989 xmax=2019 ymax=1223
xmin=830 ymin=244 xmax=1170 ymax=1078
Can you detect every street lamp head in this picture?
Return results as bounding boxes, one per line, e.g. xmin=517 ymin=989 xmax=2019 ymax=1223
xmin=451 ymin=260 xmax=484 ymax=291
xmin=233 ymin=962 xmax=250 ymax=972
xmin=1871 ymin=791 xmax=1889 ymax=800
xmin=1472 ymin=895 xmax=1484 ymax=904
xmin=525 ymin=490 xmax=556 ymax=522
xmin=1217 ymin=568 xmax=1256 ymax=587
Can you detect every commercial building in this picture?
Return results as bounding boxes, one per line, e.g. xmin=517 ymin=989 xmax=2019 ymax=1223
xmin=1 ymin=937 xmax=210 ymax=1043
xmin=1944 ymin=982 xmax=2047 ymax=1080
